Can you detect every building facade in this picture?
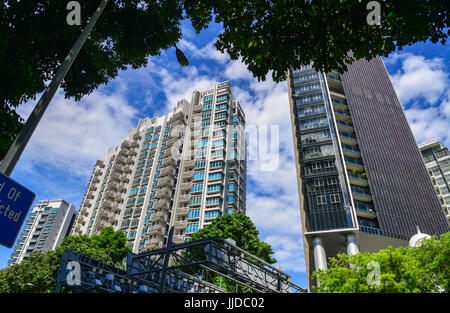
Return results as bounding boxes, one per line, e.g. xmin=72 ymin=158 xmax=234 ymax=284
xmin=8 ymin=199 xmax=76 ymax=266
xmin=419 ymin=140 xmax=450 ymax=221
xmin=287 ymin=57 xmax=449 ymax=288
xmin=71 ymin=81 xmax=246 ymax=253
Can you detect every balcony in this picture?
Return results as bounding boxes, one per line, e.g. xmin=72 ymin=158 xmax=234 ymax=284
xmin=98 ymin=209 xmax=110 ymax=219
xmin=182 ymin=171 xmax=194 ymax=180
xmin=101 ymin=199 xmax=113 ymax=209
xmin=345 ymin=157 xmax=365 ymax=171
xmin=174 ymin=220 xmax=186 ymax=230
xmin=148 ymin=223 xmax=166 ymax=236
xmin=153 ymin=200 xmax=169 ymax=210
xmin=151 ymin=212 xmax=168 ymax=223
xmin=133 ymin=132 xmax=142 ymax=141
xmin=164 ymin=155 xmax=177 ymax=166
xmin=183 ymin=160 xmax=195 ymax=169
xmin=177 ymin=194 xmax=190 ymax=204
xmin=143 ymin=237 xmax=163 ymax=250
xmin=108 ymin=213 xmax=118 ymax=223
xmin=355 ymin=204 xmax=377 ymax=218
xmin=160 ymin=165 xmax=176 ymax=177
xmin=93 ymin=169 xmax=102 ymax=177
xmin=179 ymin=182 xmax=192 ymax=191
xmin=347 ymin=171 xmax=369 ymax=187
xmin=171 ymin=119 xmax=186 ymax=128
xmin=336 ymin=119 xmax=354 ymax=132
xmin=172 ymin=111 xmax=185 ymax=122
xmin=158 ymin=176 xmax=174 ymax=187
xmin=94 ymin=220 xmax=109 ymax=230
xmin=342 ymin=146 xmax=361 ymax=158
xmin=155 ymin=187 xmax=171 ymax=199
xmin=176 ymin=207 xmax=189 ymax=216
xmin=351 ymin=189 xmax=373 ymax=203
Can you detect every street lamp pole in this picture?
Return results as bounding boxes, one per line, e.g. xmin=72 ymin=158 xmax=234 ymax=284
xmin=0 ymin=0 xmax=110 ymax=176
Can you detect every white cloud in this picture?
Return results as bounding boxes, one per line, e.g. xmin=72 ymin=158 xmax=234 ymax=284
xmin=389 ymin=52 xmax=449 ymax=105
xmin=178 ymin=39 xmax=229 ymax=65
xmin=387 ymin=52 xmax=450 ymax=147
xmin=264 ymin=234 xmax=305 ymax=273
xmin=16 ymin=84 xmax=138 ymax=178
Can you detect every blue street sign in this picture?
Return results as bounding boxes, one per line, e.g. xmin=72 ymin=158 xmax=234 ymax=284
xmin=0 ymin=173 xmax=35 ymax=248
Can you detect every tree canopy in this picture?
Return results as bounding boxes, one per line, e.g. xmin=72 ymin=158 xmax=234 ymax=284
xmin=0 ymin=226 xmax=130 ymax=293
xmin=1 ymin=0 xmax=448 ymax=159
xmin=187 ymin=213 xmax=277 ymax=292
xmin=312 ymin=232 xmax=450 ymax=293
xmin=190 ymin=212 xmax=276 ymax=264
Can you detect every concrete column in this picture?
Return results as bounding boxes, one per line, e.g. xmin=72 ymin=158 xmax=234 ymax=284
xmin=346 ymin=233 xmax=359 ymax=255
xmin=313 ymin=237 xmax=327 ymax=271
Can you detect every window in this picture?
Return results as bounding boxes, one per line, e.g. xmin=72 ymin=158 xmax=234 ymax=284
xmin=205 ymin=210 xmax=220 ymax=219
xmin=204 ymin=95 xmax=214 ymax=101
xmin=314 ymin=178 xmax=324 ymax=187
xmin=194 ymin=160 xmax=206 ymax=169
xmin=327 ymin=177 xmax=338 ymax=185
xmin=188 ymin=209 xmax=200 ymax=219
xmin=198 ymin=139 xmax=208 ymax=147
xmin=186 ymin=223 xmax=199 ymax=233
xmin=212 ymin=139 xmax=224 ymax=147
xmin=215 ymin=112 xmax=227 ymax=119
xmin=193 ymin=171 xmax=205 ymax=180
xmin=214 ymin=120 xmax=227 ymax=128
xmin=208 ymin=184 xmax=221 ymax=192
xmin=191 ymin=183 xmax=203 ymax=192
xmin=210 ymin=160 xmax=223 ymax=168
xmin=311 ymin=162 xmax=321 ymax=170
xmin=202 ymin=102 xmax=212 ymax=110
xmin=324 ymin=160 xmax=334 ymax=168
xmin=208 ymin=172 xmax=222 ymax=180
xmin=330 ymin=194 xmax=340 ymax=204
xmin=316 ymin=195 xmax=327 ymax=205
xmin=299 ymin=117 xmax=328 ymax=130
xmin=206 ymin=197 xmax=221 ymax=205
xmin=189 ymin=195 xmax=202 ymax=205
xmin=216 ymin=94 xmax=228 ymax=101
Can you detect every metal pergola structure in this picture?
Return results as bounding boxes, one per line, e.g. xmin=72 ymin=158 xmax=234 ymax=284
xmin=55 ymin=228 xmax=307 ymax=293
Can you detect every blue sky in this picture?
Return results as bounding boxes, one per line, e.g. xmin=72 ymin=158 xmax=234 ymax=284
xmin=1 ymin=18 xmax=449 ymax=289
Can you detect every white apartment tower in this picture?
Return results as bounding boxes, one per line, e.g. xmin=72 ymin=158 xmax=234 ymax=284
xmin=71 ymin=82 xmax=247 ymax=253
xmin=419 ymin=140 xmax=450 ymax=221
xmin=8 ymin=199 xmax=76 ymax=266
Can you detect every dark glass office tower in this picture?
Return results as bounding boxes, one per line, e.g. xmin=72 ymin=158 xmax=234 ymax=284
xmin=287 ymin=57 xmax=449 ymax=288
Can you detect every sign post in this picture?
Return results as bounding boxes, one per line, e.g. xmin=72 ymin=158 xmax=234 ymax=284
xmin=0 ymin=173 xmax=35 ymax=248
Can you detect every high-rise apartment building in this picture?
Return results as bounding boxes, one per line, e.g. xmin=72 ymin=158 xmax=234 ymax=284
xmin=71 ymin=81 xmax=246 ymax=253
xmin=287 ymin=57 xmax=449 ymax=287
xmin=8 ymin=199 xmax=76 ymax=266
xmin=419 ymin=140 xmax=450 ymax=221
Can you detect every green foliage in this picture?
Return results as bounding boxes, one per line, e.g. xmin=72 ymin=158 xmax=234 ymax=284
xmin=0 ymin=0 xmax=183 ymax=159
xmin=186 ymin=213 xmax=276 ymax=293
xmin=0 ymin=250 xmax=61 ymax=293
xmin=184 ymin=0 xmax=448 ymax=81
xmin=1 ymin=1 xmax=448 ymax=158
xmin=58 ymin=226 xmax=131 ymax=265
xmin=0 ymin=227 xmax=130 ymax=293
xmin=190 ymin=213 xmax=276 ymax=264
xmin=313 ymin=232 xmax=450 ymax=293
